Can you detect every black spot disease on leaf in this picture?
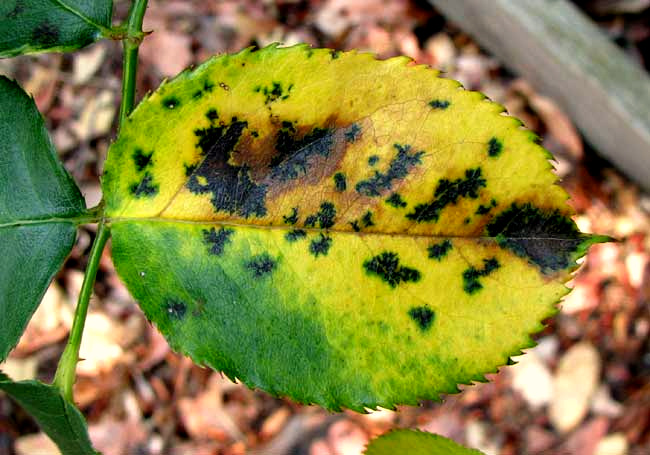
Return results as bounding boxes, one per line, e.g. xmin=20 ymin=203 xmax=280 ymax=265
xmin=166 ymin=299 xmax=187 ymax=319
xmin=356 ymin=144 xmax=424 ymax=197
xmin=429 ymin=99 xmax=451 ymax=109
xmin=8 ymin=0 xmax=25 ymax=18
xmin=163 ymin=96 xmax=180 ymax=109
xmin=246 ymin=253 xmax=277 ymax=277
xmin=270 ymin=122 xmax=335 ymax=182
xmin=488 ymin=137 xmax=503 ymax=157
xmin=304 ymin=202 xmax=336 ymax=229
xmin=385 ymin=193 xmax=407 ymax=208
xmin=428 ymin=240 xmax=452 ymax=261
xmin=368 ymin=155 xmax=380 ymax=166
xmin=202 ymin=227 xmax=234 ymax=256
xmin=361 ymin=211 xmax=374 ymax=227
xmin=476 ymin=198 xmax=497 ymax=215
xmin=363 ymin=252 xmax=421 ymax=288
xmin=406 ymin=167 xmax=486 ymax=223
xmin=486 ymin=202 xmax=584 ymax=273
xmin=283 ymin=207 xmax=299 ymax=225
xmin=31 ymin=21 xmax=59 ymax=46
xmin=333 ymin=172 xmax=347 ymax=192
xmin=309 ymin=234 xmax=332 ymax=257
xmin=184 ymin=163 xmax=197 ymax=176
xmin=254 ymin=81 xmax=293 ymax=104
xmin=463 ymin=258 xmax=500 ymax=295
xmin=330 ymin=50 xmax=342 ymax=59
xmin=285 ymin=229 xmax=307 ymax=242
xmin=206 ymin=108 xmax=219 ymax=121
xmin=344 ymin=124 xmax=361 ymax=143
xmin=408 ymin=306 xmax=435 ymax=331
xmin=133 ymin=148 xmax=153 ymax=172
xmin=129 ymin=173 xmax=159 ymax=198
xmin=187 ymin=118 xmax=268 ymax=218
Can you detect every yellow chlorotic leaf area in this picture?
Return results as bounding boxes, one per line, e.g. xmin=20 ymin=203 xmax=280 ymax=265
xmin=103 ymin=45 xmax=607 ymax=410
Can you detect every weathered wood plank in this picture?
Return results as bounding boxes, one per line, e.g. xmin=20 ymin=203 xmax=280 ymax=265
xmin=430 ymin=0 xmax=650 ymax=190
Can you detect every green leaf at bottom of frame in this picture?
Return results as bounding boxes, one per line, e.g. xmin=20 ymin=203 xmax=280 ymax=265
xmin=364 ymin=429 xmax=485 ymax=455
xmin=0 ymin=372 xmax=97 ymax=454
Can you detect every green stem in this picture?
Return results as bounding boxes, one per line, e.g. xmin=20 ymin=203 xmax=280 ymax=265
xmin=53 ymin=0 xmax=148 ymax=401
xmin=118 ymin=0 xmax=149 ymax=129
xmin=53 ymin=222 xmax=110 ymax=401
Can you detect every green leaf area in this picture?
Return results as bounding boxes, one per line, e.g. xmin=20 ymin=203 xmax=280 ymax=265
xmin=0 ymin=77 xmax=86 ymax=362
xmin=0 ymin=372 xmax=97 ymax=454
xmin=104 ymin=46 xmax=607 ymax=411
xmin=0 ymin=0 xmax=113 ymax=58
xmin=364 ymin=430 xmax=485 ymax=455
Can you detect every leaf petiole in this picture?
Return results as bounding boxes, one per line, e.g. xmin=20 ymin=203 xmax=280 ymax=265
xmin=53 ymin=221 xmax=110 ymax=401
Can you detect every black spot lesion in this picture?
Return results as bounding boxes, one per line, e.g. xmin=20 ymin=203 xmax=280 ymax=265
xmin=186 ymin=117 xmax=268 ymax=218
xmin=129 ymin=173 xmax=159 ymax=198
xmin=333 ymin=172 xmax=347 ymax=192
xmin=330 ymin=50 xmax=341 ymax=59
xmin=363 ymin=251 xmax=421 ymax=288
xmin=408 ymin=305 xmax=435 ymax=331
xmin=463 ymin=257 xmax=500 ymax=294
xmin=368 ymin=155 xmax=379 ymax=166
xmin=283 ymin=207 xmax=299 ymax=225
xmin=31 ymin=21 xmax=59 ymax=46
xmin=349 ymin=210 xmax=375 ymax=232
xmin=206 ymin=108 xmax=219 ymax=121
xmin=385 ymin=193 xmax=407 ymax=208
xmin=304 ymin=202 xmax=336 ymax=229
xmin=428 ymin=239 xmax=452 ymax=260
xmin=356 ymin=144 xmax=424 ymax=197
xmin=476 ymin=198 xmax=497 ymax=215
xmin=309 ymin=234 xmax=332 ymax=257
xmin=202 ymin=227 xmax=234 ymax=256
xmin=486 ymin=202 xmax=586 ymax=273
xmin=246 ymin=253 xmax=277 ymax=277
xmin=405 ymin=167 xmax=486 ymax=223
xmin=285 ymin=229 xmax=307 ymax=242
xmin=166 ymin=299 xmax=187 ymax=319
xmin=269 ymin=121 xmax=335 ymax=182
xmin=254 ymin=81 xmax=293 ymax=104
xmin=344 ymin=124 xmax=361 ymax=143
xmin=488 ymin=137 xmax=503 ymax=157
xmin=8 ymin=0 xmax=25 ymax=18
xmin=133 ymin=148 xmax=153 ymax=172
xmin=162 ymin=96 xmax=180 ymax=109
xmin=429 ymin=99 xmax=451 ymax=109
xmin=184 ymin=163 xmax=197 ymax=176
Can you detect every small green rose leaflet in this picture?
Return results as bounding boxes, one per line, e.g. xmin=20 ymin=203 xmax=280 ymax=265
xmin=102 ymin=45 xmax=607 ymax=411
xmin=0 ymin=77 xmax=87 ymax=363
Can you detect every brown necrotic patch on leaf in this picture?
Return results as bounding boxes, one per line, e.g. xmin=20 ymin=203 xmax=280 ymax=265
xmin=269 ymin=121 xmax=335 ymax=182
xmin=486 ymin=202 xmax=585 ymax=273
xmin=186 ymin=117 xmax=268 ymax=218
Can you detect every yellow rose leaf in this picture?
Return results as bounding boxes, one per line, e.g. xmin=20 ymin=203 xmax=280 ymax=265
xmin=103 ymin=45 xmax=607 ymax=411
